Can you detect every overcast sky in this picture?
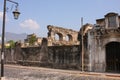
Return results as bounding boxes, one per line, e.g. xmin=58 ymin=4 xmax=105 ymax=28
xmin=0 ymin=0 xmax=120 ymax=37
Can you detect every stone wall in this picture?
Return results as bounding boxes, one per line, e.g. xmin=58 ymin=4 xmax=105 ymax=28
xmin=3 ymin=43 xmax=80 ymax=69
xmin=48 ymin=45 xmax=80 ymax=69
xmin=47 ymin=25 xmax=80 ymax=46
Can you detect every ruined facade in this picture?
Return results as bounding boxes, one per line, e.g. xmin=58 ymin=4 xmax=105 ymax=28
xmin=47 ymin=25 xmax=80 ymax=46
xmin=21 ymin=25 xmax=79 ymax=47
xmin=3 ymin=12 xmax=120 ymax=73
xmin=78 ymin=12 xmax=120 ymax=72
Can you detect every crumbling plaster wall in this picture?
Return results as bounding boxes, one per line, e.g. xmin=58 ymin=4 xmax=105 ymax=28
xmin=47 ymin=25 xmax=79 ymax=46
xmin=88 ymin=27 xmax=120 ymax=72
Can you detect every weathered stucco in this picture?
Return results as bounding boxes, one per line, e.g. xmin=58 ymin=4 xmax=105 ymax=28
xmin=1 ymin=12 xmax=120 ymax=73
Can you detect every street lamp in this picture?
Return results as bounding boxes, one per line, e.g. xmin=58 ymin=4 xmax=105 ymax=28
xmin=1 ymin=0 xmax=20 ymax=79
xmin=81 ymin=17 xmax=84 ymax=72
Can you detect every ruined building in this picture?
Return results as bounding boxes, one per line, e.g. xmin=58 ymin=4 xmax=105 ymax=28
xmin=78 ymin=12 xmax=120 ymax=72
xmin=47 ymin=25 xmax=80 ymax=46
xmin=3 ymin=12 xmax=120 ymax=73
xmin=22 ymin=25 xmax=80 ymax=47
xmin=47 ymin=12 xmax=120 ymax=72
xmin=23 ymin=33 xmax=43 ymax=47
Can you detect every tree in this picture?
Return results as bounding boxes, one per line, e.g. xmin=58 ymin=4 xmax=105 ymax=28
xmin=6 ymin=40 xmax=15 ymax=48
xmin=29 ymin=35 xmax=37 ymax=46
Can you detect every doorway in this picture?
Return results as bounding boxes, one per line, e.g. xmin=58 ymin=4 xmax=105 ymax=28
xmin=106 ymin=42 xmax=120 ymax=72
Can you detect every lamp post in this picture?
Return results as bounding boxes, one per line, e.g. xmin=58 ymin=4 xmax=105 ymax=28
xmin=1 ymin=0 xmax=20 ymax=79
xmin=81 ymin=17 xmax=84 ymax=72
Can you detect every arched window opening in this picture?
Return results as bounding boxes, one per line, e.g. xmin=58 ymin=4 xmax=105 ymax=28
xmin=66 ymin=34 xmax=73 ymax=41
xmin=55 ymin=33 xmax=63 ymax=41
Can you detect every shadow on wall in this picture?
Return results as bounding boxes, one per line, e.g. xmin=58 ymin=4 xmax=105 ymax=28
xmin=4 ymin=38 xmax=81 ymax=69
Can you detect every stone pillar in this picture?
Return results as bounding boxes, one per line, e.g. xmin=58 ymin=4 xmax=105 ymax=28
xmin=116 ymin=15 xmax=119 ymax=27
xmin=14 ymin=42 xmax=23 ymax=61
xmin=11 ymin=48 xmax=14 ymax=61
xmin=98 ymin=46 xmax=106 ymax=72
xmin=63 ymin=35 xmax=66 ymax=41
xmin=105 ymin=17 xmax=108 ymax=28
xmin=39 ymin=38 xmax=48 ymax=63
xmin=55 ymin=53 xmax=59 ymax=63
xmin=88 ymin=31 xmax=92 ymax=71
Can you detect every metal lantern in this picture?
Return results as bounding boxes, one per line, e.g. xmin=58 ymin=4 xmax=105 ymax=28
xmin=13 ymin=9 xmax=20 ymax=19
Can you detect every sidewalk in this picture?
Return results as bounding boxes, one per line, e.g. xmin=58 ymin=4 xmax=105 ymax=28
xmin=1 ymin=64 xmax=120 ymax=80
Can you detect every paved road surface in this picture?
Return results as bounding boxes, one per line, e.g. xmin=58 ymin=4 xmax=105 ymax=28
xmin=0 ymin=65 xmax=120 ymax=80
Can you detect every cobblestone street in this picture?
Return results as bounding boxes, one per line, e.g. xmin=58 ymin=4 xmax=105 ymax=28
xmin=0 ymin=65 xmax=120 ymax=80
